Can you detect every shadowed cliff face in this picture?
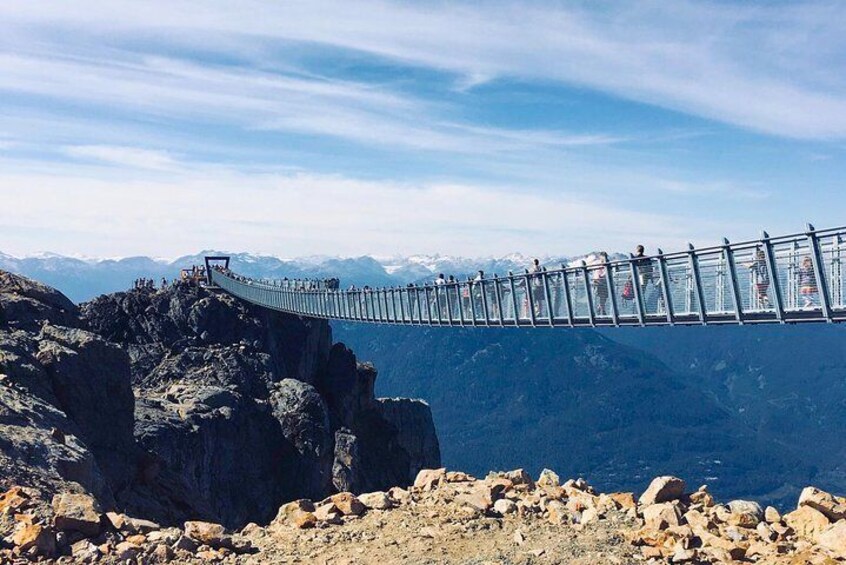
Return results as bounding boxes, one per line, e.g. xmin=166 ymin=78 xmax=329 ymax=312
xmin=0 ymin=271 xmax=439 ymax=529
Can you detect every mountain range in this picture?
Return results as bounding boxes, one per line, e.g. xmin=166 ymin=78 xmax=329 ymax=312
xmin=3 ymin=249 xmax=843 ymax=509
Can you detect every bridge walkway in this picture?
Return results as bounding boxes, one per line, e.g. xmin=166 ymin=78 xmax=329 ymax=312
xmin=206 ymin=225 xmax=846 ymax=328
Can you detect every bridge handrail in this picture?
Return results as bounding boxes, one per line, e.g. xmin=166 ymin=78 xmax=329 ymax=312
xmin=208 ymin=224 xmax=846 ymax=327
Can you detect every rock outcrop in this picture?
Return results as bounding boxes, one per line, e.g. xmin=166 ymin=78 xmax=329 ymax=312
xmin=0 ymin=270 xmax=440 ymax=539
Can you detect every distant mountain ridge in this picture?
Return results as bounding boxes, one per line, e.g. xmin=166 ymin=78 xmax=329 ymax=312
xmin=1 ymin=250 xmax=622 ymax=303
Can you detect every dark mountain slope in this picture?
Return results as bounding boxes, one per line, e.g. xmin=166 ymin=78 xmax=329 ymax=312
xmin=605 ymin=324 xmax=846 ymax=495
xmin=334 ymin=323 xmax=812 ymax=507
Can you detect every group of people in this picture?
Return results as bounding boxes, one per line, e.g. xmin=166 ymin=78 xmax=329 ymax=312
xmin=587 ymin=245 xmax=820 ymax=315
xmin=132 ymin=277 xmax=169 ymax=291
xmin=747 ymin=249 xmax=819 ymax=309
xmin=209 ymin=247 xmax=823 ymax=319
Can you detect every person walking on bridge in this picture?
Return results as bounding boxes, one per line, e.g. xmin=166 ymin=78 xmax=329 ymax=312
xmin=528 ymin=259 xmax=545 ymax=317
xmin=434 ymin=274 xmax=447 ymax=321
xmin=592 ymin=252 xmax=610 ymax=316
xmin=746 ymin=248 xmax=771 ymax=309
xmin=799 ymin=256 xmax=818 ymax=308
xmin=634 ymin=245 xmax=654 ymax=306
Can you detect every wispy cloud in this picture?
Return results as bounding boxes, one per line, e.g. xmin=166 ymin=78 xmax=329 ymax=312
xmin=63 ymin=145 xmax=180 ymax=171
xmin=0 ymin=163 xmax=708 ymax=259
xmin=0 ymin=1 xmax=842 ymax=259
xmin=2 ymin=0 xmax=843 ymax=139
xmin=0 ymin=51 xmax=625 ymax=156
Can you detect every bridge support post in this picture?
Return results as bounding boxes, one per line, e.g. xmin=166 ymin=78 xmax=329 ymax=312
xmin=561 ymin=267 xmax=574 ymax=327
xmin=542 ymin=270 xmax=554 ymax=327
xmin=629 ymin=255 xmax=646 ymax=326
xmin=656 ymin=249 xmax=675 ymax=325
xmin=581 ymin=261 xmax=596 ymax=327
xmin=688 ymin=244 xmax=708 ymax=325
xmin=723 ymin=238 xmax=745 ymax=324
xmin=605 ymin=260 xmax=620 ymax=326
xmin=761 ymin=231 xmax=785 ymax=323
xmin=524 ymin=273 xmax=537 ymax=327
xmin=480 ymin=281 xmax=491 ymax=326
xmin=807 ymin=224 xmax=834 ymax=321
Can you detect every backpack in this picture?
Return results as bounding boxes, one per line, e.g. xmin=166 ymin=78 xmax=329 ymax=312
xmin=622 ymin=279 xmax=634 ymax=301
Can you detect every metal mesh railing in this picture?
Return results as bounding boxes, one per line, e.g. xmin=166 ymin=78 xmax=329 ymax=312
xmin=209 ymin=225 xmax=846 ymax=327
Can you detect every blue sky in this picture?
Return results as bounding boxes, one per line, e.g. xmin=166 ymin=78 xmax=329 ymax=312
xmin=1 ymin=0 xmax=845 ymax=259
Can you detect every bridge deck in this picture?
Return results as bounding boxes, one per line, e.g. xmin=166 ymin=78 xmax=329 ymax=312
xmin=208 ymin=225 xmax=846 ymax=328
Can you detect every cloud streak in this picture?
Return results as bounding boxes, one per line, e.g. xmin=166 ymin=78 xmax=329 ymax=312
xmin=2 ymin=0 xmax=844 ymax=139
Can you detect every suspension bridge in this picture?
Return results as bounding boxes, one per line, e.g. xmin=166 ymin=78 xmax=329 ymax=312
xmin=204 ymin=224 xmax=846 ymax=328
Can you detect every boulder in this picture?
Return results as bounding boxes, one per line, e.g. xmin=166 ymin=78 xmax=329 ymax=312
xmin=547 ymin=500 xmax=569 ymax=525
xmin=329 ymin=492 xmax=365 ymax=516
xmin=798 ymin=487 xmax=846 ymax=522
xmin=756 ymin=521 xmax=777 ymax=542
xmin=12 ymin=523 xmax=56 ymax=556
xmin=70 ymin=540 xmax=100 ymax=562
xmin=446 ymin=471 xmax=474 ymax=483
xmin=0 ymin=486 xmax=32 ymax=514
xmin=414 ymin=468 xmax=447 ymax=491
xmin=106 ymin=511 xmax=160 ymax=534
xmin=537 ymin=469 xmax=560 ymax=488
xmin=499 ymin=469 xmax=534 ymax=489
xmin=764 ymin=506 xmax=781 ymax=524
xmin=639 ymin=476 xmax=686 ymax=506
xmin=274 ymin=499 xmax=315 ymax=524
xmin=114 ymin=540 xmax=141 ymax=561
xmin=183 ymin=521 xmax=232 ymax=549
xmin=784 ymin=505 xmax=830 ymax=541
xmin=358 ymin=491 xmax=392 ymax=510
xmin=388 ymin=487 xmax=411 ymax=504
xmin=642 ymin=501 xmax=683 ymax=530
xmin=727 ymin=500 xmax=763 ymax=528
xmin=457 ymin=488 xmax=493 ymax=513
xmin=817 ymin=520 xmax=846 ymax=557
xmin=688 ymin=485 xmax=714 ymax=507
xmin=314 ymin=502 xmax=342 ymax=524
xmin=293 ymin=511 xmax=317 ymax=529
xmin=494 ymin=498 xmax=517 ymax=515
xmin=580 ymin=506 xmax=599 ymax=524
xmin=52 ymin=493 xmax=102 ymax=536
xmin=609 ymin=492 xmax=637 ymax=510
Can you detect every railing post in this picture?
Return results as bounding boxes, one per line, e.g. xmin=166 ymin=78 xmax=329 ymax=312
xmin=561 ymin=267 xmax=574 ymax=327
xmin=479 ymin=280 xmax=491 ymax=326
xmin=656 ymin=249 xmax=675 ymax=325
xmin=807 ymin=224 xmax=834 ymax=321
xmin=508 ymin=274 xmax=520 ymax=326
xmin=416 ymin=285 xmax=426 ymax=325
xmin=493 ymin=275 xmax=505 ymax=327
xmin=468 ymin=281 xmax=479 ymax=326
xmin=424 ymin=286 xmax=434 ymax=326
xmin=524 ymin=273 xmax=537 ymax=327
xmin=629 ymin=255 xmax=645 ymax=326
xmin=581 ymin=261 xmax=596 ymax=327
xmin=761 ymin=231 xmax=785 ymax=323
xmin=443 ymin=285 xmax=453 ymax=325
xmin=723 ymin=238 xmax=744 ymax=323
xmin=542 ymin=270 xmax=554 ymax=327
xmin=688 ymin=244 xmax=708 ymax=325
xmin=456 ymin=283 xmax=467 ymax=326
xmin=605 ymin=261 xmax=620 ymax=326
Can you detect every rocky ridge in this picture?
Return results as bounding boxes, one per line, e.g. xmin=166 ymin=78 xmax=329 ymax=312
xmin=2 ymin=469 xmax=845 ymax=563
xmin=0 ymin=270 xmax=439 ymax=545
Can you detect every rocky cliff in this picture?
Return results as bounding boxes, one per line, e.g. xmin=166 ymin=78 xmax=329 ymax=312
xmin=0 ymin=271 xmax=439 ymax=532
